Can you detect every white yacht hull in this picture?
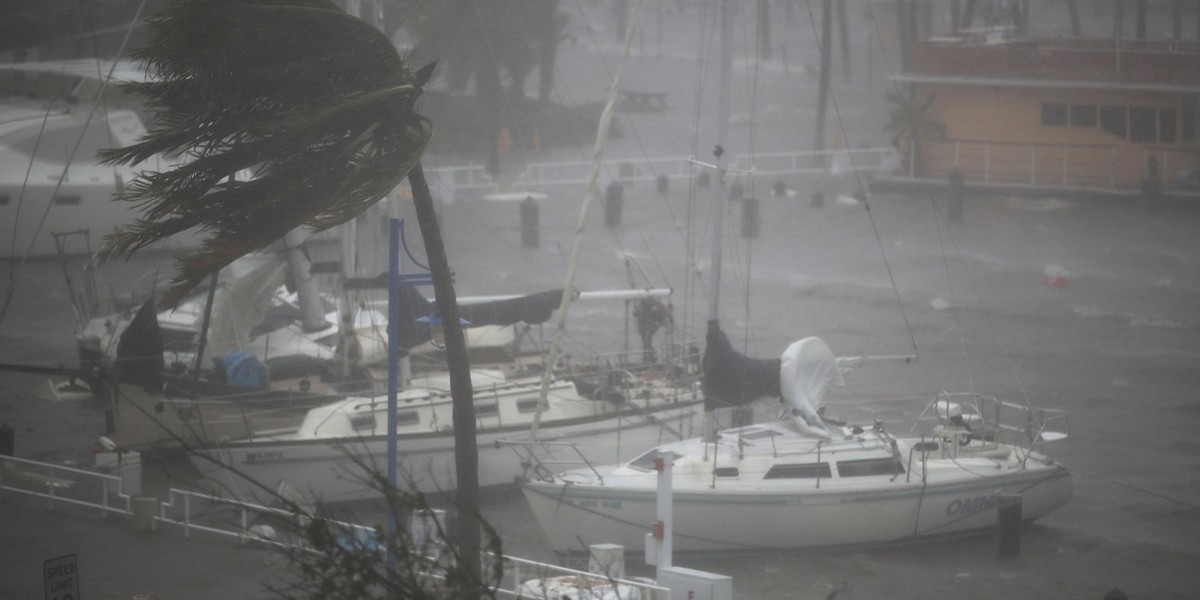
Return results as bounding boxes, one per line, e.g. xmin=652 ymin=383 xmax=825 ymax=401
xmin=192 ymin=396 xmax=703 ymax=503
xmin=522 ymin=463 xmax=1072 ymax=554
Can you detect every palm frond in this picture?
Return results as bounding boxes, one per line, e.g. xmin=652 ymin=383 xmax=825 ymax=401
xmin=99 ymin=0 xmax=433 ymax=306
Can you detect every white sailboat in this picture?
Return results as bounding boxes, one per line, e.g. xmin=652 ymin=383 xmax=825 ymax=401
xmin=189 ymin=349 xmax=704 ymax=502
xmin=521 ymin=354 xmax=1072 ymax=554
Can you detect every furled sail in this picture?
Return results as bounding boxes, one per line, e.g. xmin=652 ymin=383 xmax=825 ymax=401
xmin=456 ymin=289 xmax=565 ymax=327
xmin=116 ymin=298 xmax=164 ymax=393
xmin=701 ymin=321 xmax=781 ymax=411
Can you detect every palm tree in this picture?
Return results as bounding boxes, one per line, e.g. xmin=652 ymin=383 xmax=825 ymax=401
xmin=99 ymin=0 xmax=484 ymax=590
xmin=884 ymin=89 xmax=945 ymax=177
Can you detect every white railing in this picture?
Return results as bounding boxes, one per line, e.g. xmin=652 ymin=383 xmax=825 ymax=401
xmin=0 ymin=454 xmax=132 ymax=515
xmin=1 ymin=454 xmax=670 ymax=599
xmin=423 ymin=148 xmax=899 ymax=201
xmin=926 ymin=139 xmax=1196 ymax=191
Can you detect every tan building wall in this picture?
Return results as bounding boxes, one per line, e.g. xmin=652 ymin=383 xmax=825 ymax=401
xmin=914 ymin=84 xmax=1199 ymax=190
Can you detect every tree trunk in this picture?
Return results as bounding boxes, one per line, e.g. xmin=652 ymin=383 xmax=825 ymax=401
xmin=1009 ymin=1 xmax=1023 ymax=35
xmin=537 ymin=1 xmax=561 ymax=103
xmin=1171 ymin=0 xmax=1181 ymax=41
xmin=961 ymin=0 xmax=976 ymax=30
xmin=896 ymin=0 xmax=911 ymax=73
xmin=813 ymin=0 xmax=832 ymax=161
xmin=614 ymin=0 xmax=628 ymax=42
xmin=1114 ymin=0 xmax=1125 ymax=40
xmin=1067 ymin=0 xmax=1081 ymax=36
xmin=838 ymin=0 xmax=850 ymax=84
xmin=758 ymin=0 xmax=771 ymax=60
xmin=1136 ymin=0 xmax=1146 ymax=40
xmin=408 ymin=162 xmax=481 ymax=595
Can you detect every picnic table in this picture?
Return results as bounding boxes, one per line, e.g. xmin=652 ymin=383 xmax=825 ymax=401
xmin=618 ymin=90 xmax=668 ymax=112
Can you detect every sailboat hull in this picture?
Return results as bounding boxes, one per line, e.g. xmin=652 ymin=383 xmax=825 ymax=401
xmin=522 ymin=464 xmax=1072 ymax=554
xmin=190 ymin=390 xmax=703 ymax=503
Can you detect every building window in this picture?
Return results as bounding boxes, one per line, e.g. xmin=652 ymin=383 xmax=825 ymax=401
xmin=1129 ymin=107 xmax=1157 ymax=143
xmin=1100 ymin=105 xmax=1127 ymax=139
xmin=1041 ymin=103 xmax=1067 ymax=126
xmin=54 ymin=196 xmax=81 ymax=205
xmin=1069 ymin=104 xmax=1096 ymax=127
xmin=1184 ymin=97 xmax=1196 ymax=143
xmin=1160 ymin=108 xmax=1178 ymax=144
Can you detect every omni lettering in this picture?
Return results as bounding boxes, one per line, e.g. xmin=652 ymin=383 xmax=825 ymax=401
xmin=945 ymin=494 xmax=997 ymax=517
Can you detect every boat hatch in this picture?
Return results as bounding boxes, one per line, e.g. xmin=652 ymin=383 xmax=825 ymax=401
xmin=763 ymin=463 xmax=832 ymax=479
xmin=628 ymin=449 xmax=683 ymax=471
xmin=836 ymin=457 xmax=904 ymax=477
xmin=722 ymin=425 xmax=782 ymax=440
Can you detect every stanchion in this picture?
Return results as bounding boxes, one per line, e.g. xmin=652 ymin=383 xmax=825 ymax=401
xmin=520 ymin=195 xmax=539 ymax=248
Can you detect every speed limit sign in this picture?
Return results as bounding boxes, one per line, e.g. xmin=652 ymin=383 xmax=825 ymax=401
xmin=44 ymin=554 xmax=79 ymax=600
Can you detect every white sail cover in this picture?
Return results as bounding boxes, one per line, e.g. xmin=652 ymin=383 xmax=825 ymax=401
xmin=205 ymin=252 xmax=288 ymax=358
xmin=779 ymin=337 xmax=843 ymax=439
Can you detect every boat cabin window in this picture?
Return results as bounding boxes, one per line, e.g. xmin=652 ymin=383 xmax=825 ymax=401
xmin=476 ymin=403 xmax=498 ymax=417
xmin=160 ymin=328 xmax=197 ymax=352
xmin=516 ymin=399 xmax=542 ymax=414
xmin=763 ymin=463 xmax=831 ymax=480
xmin=395 ymin=410 xmax=419 ymax=426
xmin=837 ymin=457 xmax=905 ymax=478
xmin=713 ymin=467 xmax=739 ymax=478
xmin=54 ymin=195 xmax=81 ymax=206
xmin=628 ymin=449 xmax=681 ymax=472
xmin=350 ymin=414 xmax=376 ymax=431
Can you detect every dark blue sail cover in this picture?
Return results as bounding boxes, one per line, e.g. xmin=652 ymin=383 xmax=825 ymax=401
xmin=701 ymin=320 xmax=781 ymax=411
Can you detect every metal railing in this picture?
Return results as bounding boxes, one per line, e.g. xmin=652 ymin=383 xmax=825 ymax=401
xmin=0 ymin=453 xmax=134 ymax=515
xmin=424 ymin=147 xmax=899 ymax=201
xmin=919 ymin=139 xmax=1197 ymax=191
xmin=1 ymin=453 xmax=670 ymax=599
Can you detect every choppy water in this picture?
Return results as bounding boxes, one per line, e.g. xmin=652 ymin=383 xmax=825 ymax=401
xmin=4 ymin=189 xmax=1200 ymax=599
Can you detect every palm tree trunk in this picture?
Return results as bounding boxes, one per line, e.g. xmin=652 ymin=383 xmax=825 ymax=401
xmin=407 ymin=162 xmax=481 ymax=591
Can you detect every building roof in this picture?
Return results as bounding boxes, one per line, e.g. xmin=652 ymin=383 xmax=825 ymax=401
xmin=904 ymin=37 xmax=1200 ymax=92
xmin=890 ymin=73 xmax=1200 ymax=95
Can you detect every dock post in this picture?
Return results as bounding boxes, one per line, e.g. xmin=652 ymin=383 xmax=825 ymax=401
xmin=996 ymin=492 xmax=1022 ymax=558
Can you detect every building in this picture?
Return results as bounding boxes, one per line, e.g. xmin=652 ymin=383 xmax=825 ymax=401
xmin=891 ymin=35 xmax=1200 ymax=194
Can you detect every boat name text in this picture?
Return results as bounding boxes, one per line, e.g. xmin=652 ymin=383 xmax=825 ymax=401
xmin=946 ymin=494 xmax=997 ymax=518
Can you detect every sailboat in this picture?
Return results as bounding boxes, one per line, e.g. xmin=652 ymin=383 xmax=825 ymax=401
xmin=521 ymin=333 xmax=1072 ymax=554
xmin=184 ymin=283 xmax=705 ymax=503
xmin=519 ymin=2 xmax=1072 ymax=556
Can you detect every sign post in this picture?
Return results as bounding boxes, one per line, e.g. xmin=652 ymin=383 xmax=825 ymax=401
xmin=44 ymin=554 xmax=79 ymax=600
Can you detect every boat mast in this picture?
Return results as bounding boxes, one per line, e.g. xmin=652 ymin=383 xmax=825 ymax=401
xmin=531 ymin=0 xmax=647 ymax=437
xmin=708 ymin=0 xmax=734 ymax=326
